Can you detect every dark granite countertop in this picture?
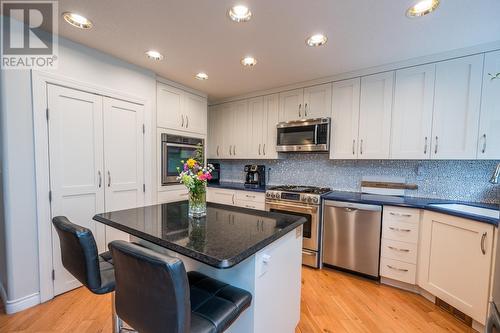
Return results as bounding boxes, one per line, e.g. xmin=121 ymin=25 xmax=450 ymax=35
xmin=93 ymin=201 xmax=306 ymax=269
xmin=323 ymin=191 xmax=499 ymax=226
xmin=208 ymin=182 xmax=268 ymax=193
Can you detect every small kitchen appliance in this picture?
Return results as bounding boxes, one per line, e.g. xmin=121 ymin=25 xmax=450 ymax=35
xmin=208 ymin=163 xmax=220 ymax=185
xmin=244 ymin=165 xmax=266 ymax=188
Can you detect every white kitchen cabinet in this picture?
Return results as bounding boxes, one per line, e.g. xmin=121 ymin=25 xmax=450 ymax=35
xmin=157 ymin=186 xmax=189 ymax=203
xmin=330 ymin=78 xmax=361 ymax=159
xmin=279 ymin=88 xmax=303 ymax=122
xmin=391 ymin=64 xmax=435 ymax=159
xmin=478 ymin=51 xmax=500 ymax=159
xmin=248 ymin=97 xmax=266 ymax=158
xmin=207 ymin=188 xmax=266 ymax=211
xmin=431 ymin=55 xmax=483 ymax=159
xmin=157 ymin=82 xmax=207 ymax=135
xmin=303 ymin=83 xmax=332 ymax=119
xmin=207 ymin=188 xmax=236 ymax=205
xmin=263 ymin=94 xmax=279 ymax=159
xmin=418 ymin=211 xmax=494 ymax=324
xmin=229 ymin=100 xmax=249 ymax=158
xmin=207 ymin=105 xmax=220 ymax=158
xmin=358 ymin=72 xmax=394 ymax=159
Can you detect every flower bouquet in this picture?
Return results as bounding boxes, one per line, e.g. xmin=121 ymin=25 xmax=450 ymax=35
xmin=177 ymin=146 xmax=213 ymax=218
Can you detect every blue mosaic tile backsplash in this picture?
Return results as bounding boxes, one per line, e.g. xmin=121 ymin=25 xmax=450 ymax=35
xmin=210 ymin=154 xmax=500 ymax=204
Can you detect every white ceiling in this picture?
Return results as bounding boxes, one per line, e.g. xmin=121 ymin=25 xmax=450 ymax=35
xmin=55 ymin=0 xmax=500 ymax=101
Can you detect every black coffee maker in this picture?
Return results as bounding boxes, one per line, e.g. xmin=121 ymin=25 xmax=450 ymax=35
xmin=244 ymin=165 xmax=266 ymax=187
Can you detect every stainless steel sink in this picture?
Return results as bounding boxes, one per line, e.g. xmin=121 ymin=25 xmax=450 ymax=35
xmin=428 ymin=203 xmax=499 ymax=219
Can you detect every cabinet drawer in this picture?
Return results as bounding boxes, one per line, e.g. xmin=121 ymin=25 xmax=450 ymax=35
xmin=380 ymin=257 xmax=416 ymax=284
xmin=383 ymin=206 xmax=420 ymax=225
xmin=381 ymin=239 xmax=418 ymax=264
xmin=382 ymin=220 xmax=419 ymax=244
xmin=234 ymin=199 xmax=265 ymax=211
xmin=235 ymin=191 xmax=265 ymax=203
xmin=158 ymin=188 xmax=188 ymax=203
xmin=207 ymin=188 xmax=236 ymax=205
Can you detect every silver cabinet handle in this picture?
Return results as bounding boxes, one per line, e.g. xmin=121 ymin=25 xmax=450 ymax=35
xmin=263 ymin=144 xmax=266 ymax=155
xmin=258 ymin=144 xmax=261 ymax=155
xmin=298 ymin=103 xmax=302 ymax=117
xmin=181 ymin=114 xmax=184 ymax=127
xmin=481 ymin=232 xmax=487 ymax=255
xmin=389 ymin=212 xmax=412 ymax=218
xmin=245 ymin=194 xmax=256 ymax=198
xmin=352 ymin=139 xmax=356 ymax=155
xmin=107 ymin=171 xmax=111 ymax=187
xmin=98 ymin=171 xmax=102 ymax=188
xmin=388 ymin=246 xmax=410 ymax=252
xmin=304 ymin=103 xmax=308 ymax=116
xmin=344 ymin=207 xmax=358 ymax=212
xmin=302 ymin=251 xmax=316 ymax=256
xmin=387 ymin=265 xmax=408 ymax=272
xmin=245 ymin=205 xmax=255 ymax=209
xmin=360 ymin=139 xmax=364 ymax=155
xmin=232 ymin=194 xmax=235 ymax=205
xmin=229 ymin=145 xmax=232 ymax=156
xmin=233 ymin=145 xmax=236 ymax=155
xmin=481 ymin=134 xmax=487 ymax=154
xmin=434 ymin=136 xmax=438 ymax=154
xmin=424 ymin=137 xmax=428 ymax=155
xmin=216 ymin=145 xmax=219 ymax=156
xmin=389 ymin=226 xmax=411 ymax=232
xmin=186 ymin=115 xmax=189 ymax=128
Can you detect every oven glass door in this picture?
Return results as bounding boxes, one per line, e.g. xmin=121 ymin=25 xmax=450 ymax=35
xmin=162 ymin=142 xmax=198 ymax=185
xmin=277 ymin=125 xmax=316 ymax=146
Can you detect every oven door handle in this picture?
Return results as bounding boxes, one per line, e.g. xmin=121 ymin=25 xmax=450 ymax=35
xmin=267 ymin=202 xmax=318 ymax=214
xmin=165 ymin=143 xmax=200 ymax=149
xmin=314 ymin=125 xmax=318 ymax=145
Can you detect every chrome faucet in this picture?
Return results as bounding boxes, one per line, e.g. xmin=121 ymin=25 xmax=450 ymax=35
xmin=490 ymin=162 xmax=500 ymax=184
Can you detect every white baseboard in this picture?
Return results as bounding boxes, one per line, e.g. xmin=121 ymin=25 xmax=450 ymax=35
xmin=2 ymin=291 xmax=40 ymax=314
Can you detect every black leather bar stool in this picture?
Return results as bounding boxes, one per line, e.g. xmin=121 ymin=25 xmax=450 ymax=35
xmin=52 ymin=216 xmax=115 ymax=294
xmin=109 ymin=240 xmax=252 ymax=333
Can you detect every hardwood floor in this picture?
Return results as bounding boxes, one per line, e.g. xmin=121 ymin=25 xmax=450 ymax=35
xmin=0 ymin=267 xmax=474 ymax=333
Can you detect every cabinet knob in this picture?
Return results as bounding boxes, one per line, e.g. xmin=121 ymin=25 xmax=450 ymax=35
xmin=482 ymin=134 xmax=487 ymax=154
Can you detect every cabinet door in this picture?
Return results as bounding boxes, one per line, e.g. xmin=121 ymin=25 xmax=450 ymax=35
xmin=279 ymin=88 xmax=303 ymax=122
xmin=207 ymin=105 xmax=222 ymax=159
xmin=157 ymin=187 xmax=189 ymax=203
xmin=47 ymin=84 xmax=106 ymax=295
xmin=431 ymin=55 xmax=483 ymax=159
xmin=330 ymin=78 xmax=361 ymax=159
xmin=418 ymin=211 xmax=493 ymax=324
xmin=184 ymin=92 xmax=207 ymax=135
xmin=206 ymin=188 xmax=235 ymax=205
xmin=157 ymin=83 xmax=183 ymax=130
xmin=303 ymin=83 xmax=332 ymax=119
xmin=391 ymin=65 xmax=435 ymax=159
xmin=103 ymin=97 xmax=144 ymax=245
xmin=358 ymin=72 xmax=394 ymax=159
xmin=263 ymin=94 xmax=279 ymax=159
xmin=248 ymin=97 xmax=265 ymax=158
xmin=230 ymin=100 xmax=249 ymax=158
xmin=478 ymin=51 xmax=500 ymax=159
xmin=220 ymin=103 xmax=233 ymax=159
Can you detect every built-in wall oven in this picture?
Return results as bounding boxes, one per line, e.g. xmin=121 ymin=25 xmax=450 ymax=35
xmin=276 ymin=118 xmax=330 ymax=152
xmin=161 ymin=134 xmax=204 ymax=186
xmin=265 ymin=186 xmax=331 ymax=268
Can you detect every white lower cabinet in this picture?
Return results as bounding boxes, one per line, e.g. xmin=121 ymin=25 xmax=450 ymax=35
xmin=417 ymin=211 xmax=494 ymax=325
xmin=157 ymin=186 xmax=189 ymax=203
xmin=207 ymin=188 xmax=265 ymax=211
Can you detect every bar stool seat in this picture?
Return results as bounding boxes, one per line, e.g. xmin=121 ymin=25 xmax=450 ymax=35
xmin=188 ymin=271 xmax=252 ymax=333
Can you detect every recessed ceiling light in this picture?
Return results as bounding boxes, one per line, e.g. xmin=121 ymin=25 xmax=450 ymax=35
xmin=195 ymin=72 xmax=208 ymax=80
xmin=228 ymin=5 xmax=252 ymax=22
xmin=406 ymin=0 xmax=440 ymax=17
xmin=145 ymin=50 xmax=164 ymax=61
xmin=306 ymin=34 xmax=328 ymax=47
xmin=62 ymin=12 xmax=93 ymax=29
xmin=241 ymin=56 xmax=257 ymax=67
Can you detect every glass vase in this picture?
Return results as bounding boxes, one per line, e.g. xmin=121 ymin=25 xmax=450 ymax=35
xmin=188 ymin=187 xmax=207 ymax=218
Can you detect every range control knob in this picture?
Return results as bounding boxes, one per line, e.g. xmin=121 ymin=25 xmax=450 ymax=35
xmin=313 ymin=197 xmax=319 ymax=204
xmin=301 ymin=196 xmax=307 ymax=202
xmin=307 ymin=196 xmax=312 ymax=203
xmin=266 ymin=192 xmax=271 ymax=198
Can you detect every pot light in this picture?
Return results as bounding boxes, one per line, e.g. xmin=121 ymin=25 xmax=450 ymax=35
xmin=241 ymin=56 xmax=257 ymax=67
xmin=306 ymin=34 xmax=328 ymax=47
xmin=145 ymin=50 xmax=164 ymax=61
xmin=195 ymin=72 xmax=208 ymax=80
xmin=62 ymin=12 xmax=93 ymax=29
xmin=406 ymin=0 xmax=440 ymax=17
xmin=228 ymin=5 xmax=252 ymax=22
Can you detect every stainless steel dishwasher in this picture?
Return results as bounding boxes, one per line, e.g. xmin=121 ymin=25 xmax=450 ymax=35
xmin=322 ymin=200 xmax=382 ymax=278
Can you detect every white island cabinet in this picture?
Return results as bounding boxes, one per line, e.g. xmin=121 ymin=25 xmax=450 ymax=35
xmin=417 ymin=211 xmax=494 ymax=325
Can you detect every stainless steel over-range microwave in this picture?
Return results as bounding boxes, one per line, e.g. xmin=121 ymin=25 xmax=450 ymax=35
xmin=276 ymin=117 xmax=331 ymax=152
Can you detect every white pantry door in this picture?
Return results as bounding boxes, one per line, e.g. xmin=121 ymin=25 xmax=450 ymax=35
xmin=47 ymin=84 xmax=106 ymax=295
xmin=103 ymin=97 xmax=145 ymax=244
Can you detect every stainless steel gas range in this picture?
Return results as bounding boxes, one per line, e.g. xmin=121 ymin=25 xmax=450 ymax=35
xmin=265 ymin=185 xmax=331 ymax=268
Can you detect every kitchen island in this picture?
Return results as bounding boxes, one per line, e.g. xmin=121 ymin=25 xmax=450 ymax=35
xmin=94 ymin=201 xmax=306 ymax=333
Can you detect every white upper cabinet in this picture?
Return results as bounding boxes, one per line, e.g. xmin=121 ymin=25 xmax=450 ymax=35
xmin=358 ymin=72 xmax=394 ymax=159
xmin=263 ymin=94 xmax=279 ymax=159
xmin=207 ymin=105 xmax=222 ymax=158
xmin=478 ymin=51 xmax=500 ymax=159
xmin=157 ymin=82 xmax=207 ymax=134
xmin=431 ymin=55 xmax=483 ymax=159
xmin=391 ymin=64 xmax=435 ymax=159
xmin=248 ymin=97 xmax=266 ymax=158
xmin=330 ymin=78 xmax=361 ymax=159
xmin=279 ymin=88 xmax=303 ymax=122
xmin=303 ymin=83 xmax=332 ymax=119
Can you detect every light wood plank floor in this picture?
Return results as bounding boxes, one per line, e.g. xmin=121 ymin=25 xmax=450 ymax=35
xmin=0 ymin=267 xmax=474 ymax=332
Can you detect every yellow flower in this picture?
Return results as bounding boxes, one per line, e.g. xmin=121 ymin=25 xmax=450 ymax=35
xmin=186 ymin=159 xmax=196 ymax=169
xmin=197 ymin=171 xmax=203 ymax=176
